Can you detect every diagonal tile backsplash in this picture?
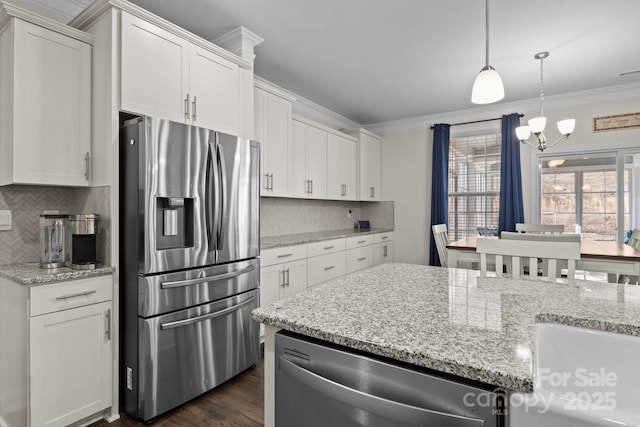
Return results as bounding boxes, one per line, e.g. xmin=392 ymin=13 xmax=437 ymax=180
xmin=0 ymin=185 xmax=110 ymax=266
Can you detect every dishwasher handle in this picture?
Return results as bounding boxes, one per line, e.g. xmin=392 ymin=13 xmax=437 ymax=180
xmin=278 ymin=356 xmax=483 ymax=426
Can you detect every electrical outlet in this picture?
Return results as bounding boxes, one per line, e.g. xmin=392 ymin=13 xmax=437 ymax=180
xmin=347 ymin=209 xmax=352 ymax=218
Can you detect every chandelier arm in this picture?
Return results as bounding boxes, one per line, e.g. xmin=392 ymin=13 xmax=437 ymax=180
xmin=546 ymin=134 xmax=570 ymax=149
xmin=519 ymin=138 xmax=542 ymax=150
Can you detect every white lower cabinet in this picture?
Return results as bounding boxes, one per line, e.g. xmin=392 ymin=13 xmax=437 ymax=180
xmin=308 ymin=252 xmax=346 ymax=288
xmin=346 ymin=245 xmax=374 ymax=274
xmin=373 ymin=232 xmax=395 ymax=266
xmin=0 ymin=275 xmax=113 ymax=427
xmin=30 ymin=300 xmax=112 ymax=427
xmin=260 ymin=259 xmax=308 ymax=307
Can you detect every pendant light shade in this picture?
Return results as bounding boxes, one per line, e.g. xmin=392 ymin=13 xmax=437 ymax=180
xmin=471 ymin=66 xmax=504 ymax=104
xmin=471 ymin=0 xmax=504 ymax=104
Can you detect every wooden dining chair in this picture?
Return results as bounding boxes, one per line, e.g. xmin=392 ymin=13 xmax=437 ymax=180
xmin=515 ymin=223 xmax=565 ymax=234
xmin=476 ymin=237 xmax=581 ymax=283
xmin=432 ymin=224 xmax=449 ymax=267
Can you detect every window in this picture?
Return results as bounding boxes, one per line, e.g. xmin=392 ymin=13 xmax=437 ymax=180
xmin=538 ymin=152 xmax=635 ymax=241
xmin=448 ymin=134 xmax=501 ymax=241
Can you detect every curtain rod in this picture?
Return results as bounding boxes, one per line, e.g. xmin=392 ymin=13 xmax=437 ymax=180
xmin=429 ymin=113 xmax=524 ymax=130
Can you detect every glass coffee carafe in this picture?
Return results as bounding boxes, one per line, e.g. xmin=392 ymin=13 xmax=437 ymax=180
xmin=40 ymin=214 xmax=67 ymax=268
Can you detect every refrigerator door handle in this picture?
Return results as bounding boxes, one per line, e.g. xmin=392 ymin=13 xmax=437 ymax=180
xmin=205 ymin=141 xmax=216 ymax=251
xmin=160 ymin=264 xmax=256 ymax=289
xmin=215 ymin=139 xmax=227 ymax=253
xmin=278 ymin=356 xmax=482 ymax=426
xmin=160 ymin=296 xmax=255 ymax=330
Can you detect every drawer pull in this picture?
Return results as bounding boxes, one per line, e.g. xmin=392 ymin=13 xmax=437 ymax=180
xmin=380 ymin=236 xmax=388 ymax=240
xmin=323 ymin=245 xmax=335 ymax=250
xmin=358 ymin=257 xmax=367 ymax=261
xmin=161 ymin=297 xmax=255 ymax=330
xmin=55 ymin=290 xmax=97 ymax=300
xmin=357 ymin=240 xmax=366 ymax=244
xmin=278 ymin=253 xmax=293 ymax=258
xmin=324 ymin=265 xmax=335 ymax=271
xmin=161 ymin=265 xmax=255 ymax=289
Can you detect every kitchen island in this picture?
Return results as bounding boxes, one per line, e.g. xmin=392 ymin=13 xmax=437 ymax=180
xmin=252 ymin=263 xmax=640 ymax=426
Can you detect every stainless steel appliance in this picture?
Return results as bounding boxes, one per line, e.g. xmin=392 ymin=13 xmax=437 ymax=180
xmin=119 ymin=116 xmax=260 ymax=422
xmin=68 ymin=213 xmax=100 ymax=270
xmin=276 ymin=332 xmax=504 ymax=427
xmin=39 ymin=214 xmax=66 ymax=268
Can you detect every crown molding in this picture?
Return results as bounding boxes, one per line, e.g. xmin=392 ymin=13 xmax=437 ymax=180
xmin=254 ymin=75 xmax=297 ymax=102
xmin=212 ymin=26 xmax=263 ymax=62
xmin=69 ymin=0 xmax=251 ymax=69
xmin=292 ymin=114 xmax=357 ymax=141
xmin=0 ymin=0 xmax=94 ymax=43
xmin=365 ymin=82 xmax=640 ymax=136
xmin=22 ymin=0 xmax=90 ymax=21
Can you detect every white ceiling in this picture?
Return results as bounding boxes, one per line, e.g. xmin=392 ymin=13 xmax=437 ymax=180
xmin=28 ymin=0 xmax=640 ymax=125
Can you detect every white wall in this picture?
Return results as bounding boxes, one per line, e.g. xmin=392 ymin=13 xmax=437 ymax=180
xmin=380 ymin=96 xmax=640 ymax=265
xmin=381 ymin=128 xmax=431 ymax=265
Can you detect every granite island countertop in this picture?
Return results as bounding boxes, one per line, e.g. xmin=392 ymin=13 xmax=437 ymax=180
xmin=260 ymin=227 xmax=393 ymax=250
xmin=0 ymin=262 xmax=114 ymax=286
xmin=252 ymin=263 xmax=640 ymax=393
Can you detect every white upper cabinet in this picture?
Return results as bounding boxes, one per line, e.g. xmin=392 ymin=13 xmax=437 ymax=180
xmin=347 ymin=128 xmax=382 ymax=201
xmin=326 ymin=133 xmax=357 ymax=200
xmin=254 ymin=81 xmax=295 ymax=197
xmin=121 ymin=12 xmax=240 ymax=135
xmin=0 ymin=15 xmax=92 ymax=186
xmin=291 ymin=118 xmax=327 ymax=199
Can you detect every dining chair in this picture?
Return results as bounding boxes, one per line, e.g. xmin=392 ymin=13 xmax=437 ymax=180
xmin=476 ymin=237 xmax=581 ymax=283
xmin=626 ymin=229 xmax=640 ymax=285
xmin=502 ymin=231 xmax=582 ymax=278
xmin=432 ymin=224 xmax=449 ymax=267
xmin=515 ymin=223 xmax=565 ymax=234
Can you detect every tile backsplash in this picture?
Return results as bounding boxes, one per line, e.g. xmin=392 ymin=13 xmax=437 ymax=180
xmin=0 ymin=185 xmax=110 ymax=266
xmin=260 ymin=197 xmax=394 ymax=237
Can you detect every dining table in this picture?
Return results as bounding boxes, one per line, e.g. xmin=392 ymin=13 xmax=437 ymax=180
xmin=447 ymin=234 xmax=640 ymax=282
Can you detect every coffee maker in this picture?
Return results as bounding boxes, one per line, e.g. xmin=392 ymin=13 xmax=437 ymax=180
xmin=39 ymin=214 xmax=67 ymax=268
xmin=68 ymin=214 xmax=100 ymax=270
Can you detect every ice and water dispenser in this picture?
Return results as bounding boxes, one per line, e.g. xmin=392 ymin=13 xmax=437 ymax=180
xmin=156 ymin=197 xmax=194 ymax=249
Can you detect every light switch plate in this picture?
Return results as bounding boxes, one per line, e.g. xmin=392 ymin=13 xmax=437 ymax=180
xmin=0 ymin=210 xmax=11 ymax=231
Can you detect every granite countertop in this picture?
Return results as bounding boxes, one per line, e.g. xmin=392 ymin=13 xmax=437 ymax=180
xmin=252 ymin=263 xmax=640 ymax=393
xmin=261 ymin=227 xmax=394 ymax=250
xmin=0 ymin=262 xmax=115 ymax=286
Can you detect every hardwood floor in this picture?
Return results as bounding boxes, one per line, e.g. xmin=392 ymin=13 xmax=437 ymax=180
xmin=91 ymin=359 xmax=264 ymax=427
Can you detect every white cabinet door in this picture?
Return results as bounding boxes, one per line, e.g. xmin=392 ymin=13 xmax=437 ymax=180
xmin=255 ymin=87 xmax=292 ymax=197
xmin=346 ymin=245 xmax=374 ymax=274
xmin=5 ymin=19 xmax=91 ymax=186
xmin=290 ymin=120 xmax=308 ymax=198
xmin=281 ymin=259 xmax=307 ymax=299
xmin=260 ymin=260 xmax=307 ymax=303
xmin=327 ymin=133 xmax=357 ymax=200
xmin=374 ymin=242 xmax=394 ymax=266
xmin=120 ymin=12 xmax=189 ymax=123
xmin=307 ymin=125 xmax=327 ymax=199
xmin=291 ymin=121 xmax=327 ymax=199
xmin=359 ymin=132 xmax=381 ymax=201
xmin=189 ymin=44 xmax=239 ymax=135
xmin=29 ymin=301 xmax=112 ymax=427
xmin=260 ymin=264 xmax=283 ymax=307
xmin=307 ymin=252 xmax=346 ymax=287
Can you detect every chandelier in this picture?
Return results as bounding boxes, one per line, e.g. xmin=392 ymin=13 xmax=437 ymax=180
xmin=515 ymin=52 xmax=575 ymax=151
xmin=471 ymin=0 xmax=504 ymax=104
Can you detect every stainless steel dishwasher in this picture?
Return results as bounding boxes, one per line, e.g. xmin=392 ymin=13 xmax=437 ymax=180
xmin=276 ymin=332 xmax=504 ymax=426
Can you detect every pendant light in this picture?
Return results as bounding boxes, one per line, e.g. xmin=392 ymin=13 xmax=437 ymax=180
xmin=515 ymin=52 xmax=576 ymax=152
xmin=471 ymin=0 xmax=504 ymax=104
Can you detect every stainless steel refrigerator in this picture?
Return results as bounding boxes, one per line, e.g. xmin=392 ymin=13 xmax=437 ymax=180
xmin=119 ymin=116 xmax=260 ymax=422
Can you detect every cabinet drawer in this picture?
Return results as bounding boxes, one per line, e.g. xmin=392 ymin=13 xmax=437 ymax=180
xmin=30 ymin=275 xmax=113 ymax=317
xmin=261 ymin=244 xmax=307 ymax=267
xmin=308 ymin=252 xmax=346 ymax=287
xmin=307 ymin=238 xmax=346 ymax=258
xmin=374 ymin=231 xmax=394 ymax=244
xmin=345 ymin=234 xmax=373 ymax=249
xmin=346 ymin=246 xmax=374 ymax=274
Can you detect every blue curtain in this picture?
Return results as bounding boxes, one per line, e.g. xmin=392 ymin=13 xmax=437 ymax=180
xmin=498 ymin=113 xmax=524 ymax=235
xmin=429 ymin=124 xmax=450 ymax=266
